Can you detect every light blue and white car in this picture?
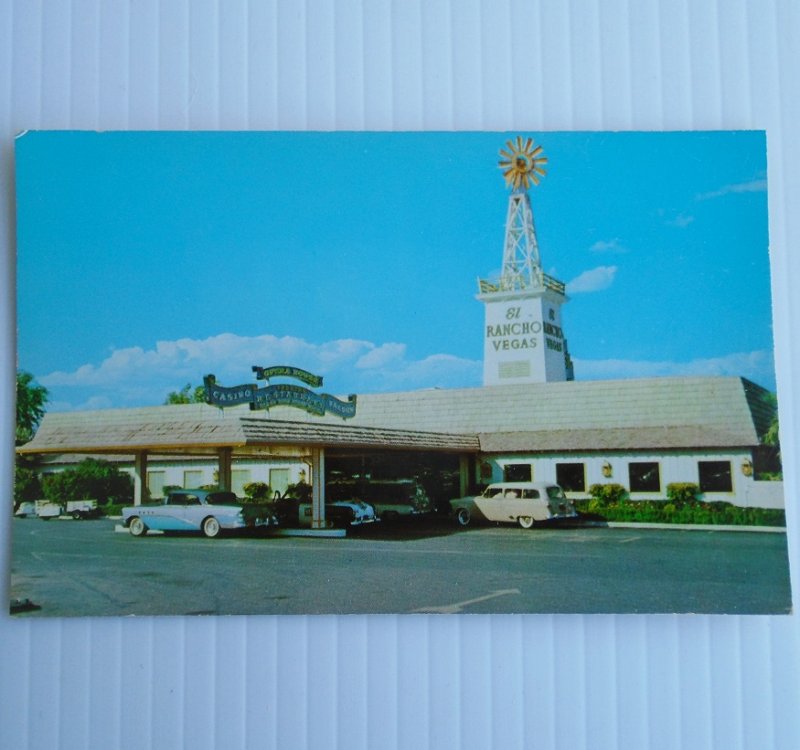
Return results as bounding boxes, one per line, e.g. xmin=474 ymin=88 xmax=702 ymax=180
xmin=122 ymin=488 xmax=278 ymax=538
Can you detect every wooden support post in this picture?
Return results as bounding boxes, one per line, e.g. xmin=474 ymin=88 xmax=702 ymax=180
xmin=218 ymin=448 xmax=232 ymax=491
xmin=133 ymin=451 xmax=149 ymax=506
xmin=311 ymin=447 xmax=327 ymax=529
xmin=459 ymin=454 xmax=470 ymax=498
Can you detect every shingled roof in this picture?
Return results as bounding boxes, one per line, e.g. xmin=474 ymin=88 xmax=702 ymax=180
xmin=17 ymin=410 xmax=478 ymax=455
xmin=18 ymin=376 xmax=770 ymax=456
xmin=265 ymin=375 xmax=770 ymax=451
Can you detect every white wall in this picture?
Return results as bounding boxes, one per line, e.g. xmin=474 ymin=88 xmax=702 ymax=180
xmin=490 ymin=449 xmax=783 ymax=508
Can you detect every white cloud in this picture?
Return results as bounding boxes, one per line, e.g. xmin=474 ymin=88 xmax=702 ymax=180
xmin=589 ymin=238 xmax=627 ymax=254
xmin=40 ymin=334 xmax=375 ymax=388
xmin=370 ymin=353 xmax=482 ymax=391
xmin=666 ymin=212 xmax=694 ymax=228
xmin=696 ymin=178 xmax=767 ymax=201
xmin=567 ymin=266 xmax=618 ymax=294
xmin=573 ymin=350 xmax=774 ymax=386
xmin=355 ymin=343 xmax=406 ymax=369
xmin=40 ymin=332 xmax=481 ymax=410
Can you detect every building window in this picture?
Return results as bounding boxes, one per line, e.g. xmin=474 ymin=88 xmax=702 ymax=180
xmin=698 ymin=461 xmax=733 ymax=492
xmin=183 ymin=469 xmax=203 ymax=488
xmin=504 ymin=464 xmax=532 ymax=482
xmin=556 ymin=463 xmax=585 ymax=492
xmin=147 ymin=470 xmax=166 ymax=498
xmin=231 ymin=469 xmax=251 ymax=496
xmin=269 ymin=468 xmax=290 ymax=496
xmin=628 ymin=462 xmax=660 ymax=493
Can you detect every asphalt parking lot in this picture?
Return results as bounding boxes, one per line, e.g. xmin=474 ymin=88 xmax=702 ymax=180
xmin=9 ymin=516 xmax=793 ymax=616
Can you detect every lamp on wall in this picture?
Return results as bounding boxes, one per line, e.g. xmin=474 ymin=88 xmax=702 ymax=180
xmin=601 ymin=461 xmax=613 ymax=478
xmin=741 ymin=458 xmax=753 ymax=477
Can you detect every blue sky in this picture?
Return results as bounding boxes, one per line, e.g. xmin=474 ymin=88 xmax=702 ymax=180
xmin=15 ymin=130 xmax=773 ymax=411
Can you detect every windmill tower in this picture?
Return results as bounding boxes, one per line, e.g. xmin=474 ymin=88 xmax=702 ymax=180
xmin=478 ymin=136 xmax=574 ymax=385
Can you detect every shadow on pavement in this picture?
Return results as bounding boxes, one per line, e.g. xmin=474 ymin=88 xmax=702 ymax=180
xmin=347 ymin=514 xmax=465 ymax=541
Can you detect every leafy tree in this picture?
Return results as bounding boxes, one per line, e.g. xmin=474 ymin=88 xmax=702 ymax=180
xmin=14 ymin=464 xmax=42 ymax=506
xmin=757 ymin=391 xmax=782 ymax=479
xmin=164 ymin=383 xmax=207 ymax=404
xmin=42 ymin=458 xmax=133 ymax=506
xmin=14 ymin=371 xmax=48 ymax=509
xmin=763 ymin=392 xmax=780 ymax=449
xmin=16 ymin=370 xmax=48 ymax=445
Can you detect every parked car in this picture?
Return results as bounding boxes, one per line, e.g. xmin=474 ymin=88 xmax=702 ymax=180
xmin=14 ymin=501 xmax=36 ymax=518
xmin=34 ymin=500 xmax=62 ymax=520
xmin=327 ymin=479 xmax=431 ymax=520
xmin=450 ymin=482 xmax=578 ymax=528
xmin=122 ymin=488 xmax=278 ymax=538
xmin=65 ymin=499 xmax=102 ymax=520
xmin=15 ymin=499 xmax=102 ymax=520
xmin=273 ymin=486 xmax=378 ymax=528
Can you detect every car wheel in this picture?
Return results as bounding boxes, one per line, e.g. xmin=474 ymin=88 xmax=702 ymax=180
xmin=202 ymin=516 xmax=221 ymax=538
xmin=71 ymin=511 xmax=82 ymax=520
xmin=517 ymin=515 xmax=535 ymax=529
xmin=128 ymin=517 xmax=147 ymax=537
xmin=456 ymin=507 xmax=471 ymax=527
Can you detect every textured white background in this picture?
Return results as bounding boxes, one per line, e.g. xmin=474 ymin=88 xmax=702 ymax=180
xmin=1 ymin=1 xmax=798 ymax=748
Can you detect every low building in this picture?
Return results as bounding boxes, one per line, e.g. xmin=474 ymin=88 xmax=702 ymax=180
xmin=19 ymin=374 xmax=782 ymax=510
xmin=18 ymin=138 xmax=782 ymax=514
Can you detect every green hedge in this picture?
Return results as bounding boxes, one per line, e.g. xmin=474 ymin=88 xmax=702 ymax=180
xmin=101 ymin=502 xmax=133 ymax=517
xmin=42 ymin=459 xmax=133 ymax=505
xmin=575 ymin=497 xmax=784 ymax=527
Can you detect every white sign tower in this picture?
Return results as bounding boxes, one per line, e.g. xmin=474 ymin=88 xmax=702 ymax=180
xmin=478 ymin=136 xmax=574 ymax=385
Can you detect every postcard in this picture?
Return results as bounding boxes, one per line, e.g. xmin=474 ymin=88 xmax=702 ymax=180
xmin=11 ymin=131 xmax=790 ymax=616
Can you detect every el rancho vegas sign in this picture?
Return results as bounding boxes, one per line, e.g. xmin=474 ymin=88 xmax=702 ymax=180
xmin=203 ymin=366 xmax=357 ymax=419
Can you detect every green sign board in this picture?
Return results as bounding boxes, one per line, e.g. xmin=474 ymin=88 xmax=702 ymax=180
xmin=252 ymin=365 xmax=323 ymax=388
xmin=203 ymin=371 xmax=356 ymax=419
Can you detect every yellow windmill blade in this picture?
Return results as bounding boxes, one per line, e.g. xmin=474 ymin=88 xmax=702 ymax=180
xmin=497 ymin=136 xmax=547 ymax=191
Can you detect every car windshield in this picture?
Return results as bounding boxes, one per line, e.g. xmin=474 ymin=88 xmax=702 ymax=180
xmin=546 ymin=486 xmax=566 ymax=500
xmin=206 ymin=492 xmax=239 ymax=505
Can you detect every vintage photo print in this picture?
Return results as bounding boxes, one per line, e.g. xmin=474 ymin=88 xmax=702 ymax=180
xmin=12 ymin=131 xmax=790 ymax=616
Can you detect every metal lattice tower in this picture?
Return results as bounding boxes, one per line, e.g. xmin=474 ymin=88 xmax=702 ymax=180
xmin=478 ymin=136 xmax=565 ymax=297
xmin=499 ymin=190 xmax=542 ymax=291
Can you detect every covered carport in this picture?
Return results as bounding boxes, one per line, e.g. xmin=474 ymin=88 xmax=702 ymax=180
xmin=17 ymin=405 xmax=480 ymax=530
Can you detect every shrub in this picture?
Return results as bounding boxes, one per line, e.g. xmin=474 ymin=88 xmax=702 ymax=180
xmin=573 ymin=498 xmax=785 ymax=527
xmin=588 ymin=483 xmax=627 ymax=505
xmin=586 ymin=498 xmax=604 ymax=515
xmin=286 ymin=481 xmax=312 ymax=502
xmin=666 ymin=483 xmax=699 ymax=505
xmin=101 ymin=502 xmax=133 ymax=517
xmin=42 ymin=458 xmax=133 ymax=506
xmin=14 ymin=462 xmax=42 ymax=505
xmin=242 ymin=481 xmax=272 ymax=503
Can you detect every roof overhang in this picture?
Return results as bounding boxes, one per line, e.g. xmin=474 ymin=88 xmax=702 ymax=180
xmin=17 ymin=415 xmax=479 ymax=456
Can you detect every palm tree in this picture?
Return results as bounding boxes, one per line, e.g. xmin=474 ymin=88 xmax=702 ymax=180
xmin=16 ymin=370 xmax=48 ymax=445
